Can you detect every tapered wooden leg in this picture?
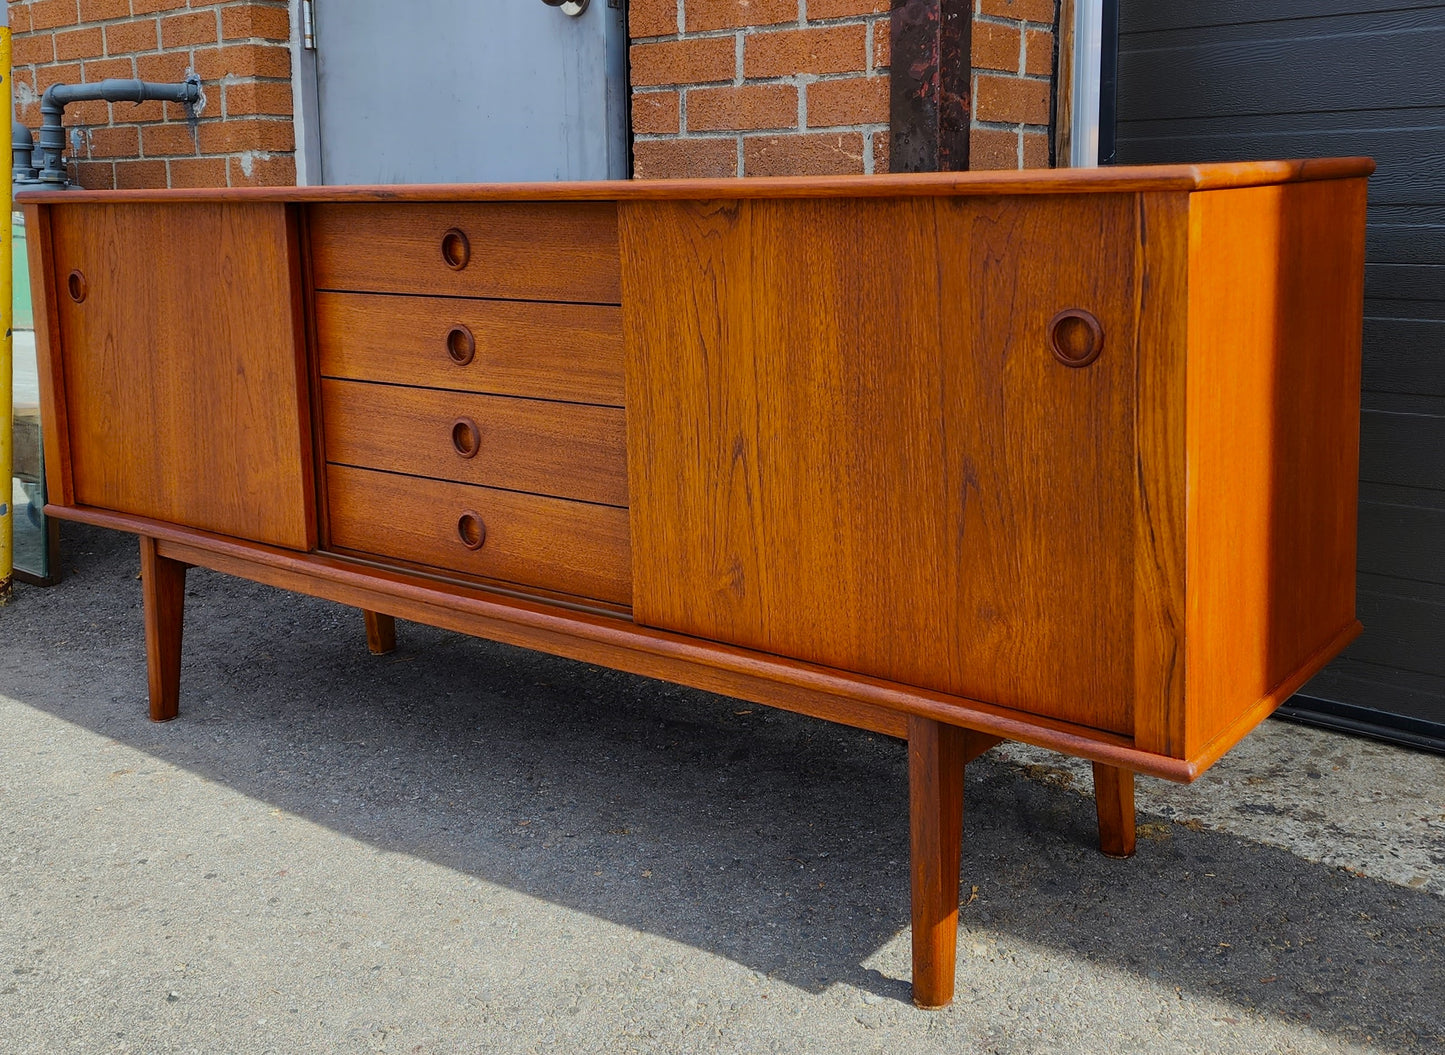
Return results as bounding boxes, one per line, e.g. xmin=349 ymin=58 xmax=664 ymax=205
xmin=1092 ymin=762 xmax=1136 ymax=858
xmin=139 ymin=536 xmax=187 ymax=723
xmin=908 ymin=714 xmax=967 ymax=1009
xmin=364 ymin=610 xmax=397 ymax=655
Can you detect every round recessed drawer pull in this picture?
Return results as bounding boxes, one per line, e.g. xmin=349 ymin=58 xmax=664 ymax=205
xmin=67 ymin=270 xmax=88 ymax=303
xmin=457 ymin=511 xmax=487 ymax=551
xmin=441 ymin=227 xmax=471 ymax=271
xmin=451 ymin=417 xmax=481 ymax=459
xmin=445 ymin=324 xmax=476 ymax=366
xmin=1048 ymin=308 xmax=1103 ymax=367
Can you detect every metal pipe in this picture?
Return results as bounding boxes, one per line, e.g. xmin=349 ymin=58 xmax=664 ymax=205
xmin=37 ymin=76 xmax=201 ymax=185
xmin=12 ymin=120 xmax=35 ymax=184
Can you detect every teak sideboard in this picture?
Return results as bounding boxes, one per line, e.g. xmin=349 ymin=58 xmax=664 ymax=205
xmin=22 ymin=160 xmax=1372 ymax=1008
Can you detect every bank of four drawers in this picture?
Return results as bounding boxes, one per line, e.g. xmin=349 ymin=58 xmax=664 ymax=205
xmin=307 ymin=203 xmax=630 ymax=607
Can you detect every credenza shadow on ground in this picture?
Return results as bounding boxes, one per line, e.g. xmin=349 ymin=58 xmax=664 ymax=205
xmin=3 ymin=521 xmax=1441 ymax=1050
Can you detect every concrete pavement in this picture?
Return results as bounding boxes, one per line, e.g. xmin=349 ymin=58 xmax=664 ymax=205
xmin=1 ymin=521 xmax=1441 ymax=1054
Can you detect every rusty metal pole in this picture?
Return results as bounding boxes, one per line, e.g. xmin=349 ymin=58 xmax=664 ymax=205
xmin=889 ymin=0 xmax=972 ymax=173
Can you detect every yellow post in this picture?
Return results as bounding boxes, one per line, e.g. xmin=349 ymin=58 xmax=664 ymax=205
xmin=0 ymin=5 xmax=11 ymax=603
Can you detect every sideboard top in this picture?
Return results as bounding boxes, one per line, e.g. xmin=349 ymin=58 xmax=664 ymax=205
xmin=17 ymin=157 xmax=1373 ymax=205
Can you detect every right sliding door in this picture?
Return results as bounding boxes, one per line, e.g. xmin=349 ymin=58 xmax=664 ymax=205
xmin=621 ymin=194 xmax=1146 ymax=736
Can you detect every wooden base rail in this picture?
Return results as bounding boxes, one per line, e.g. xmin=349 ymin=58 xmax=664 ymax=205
xmin=108 ymin=509 xmax=1216 ymax=777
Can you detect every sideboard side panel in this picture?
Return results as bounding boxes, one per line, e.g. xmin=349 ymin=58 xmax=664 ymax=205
xmin=1183 ymin=179 xmax=1368 ymax=759
xmin=49 ymin=202 xmax=315 ymax=550
xmin=24 ymin=203 xmax=73 ymax=507
xmin=622 ymin=195 xmax=1142 ymax=735
xmin=1131 ymin=193 xmax=1190 ymax=758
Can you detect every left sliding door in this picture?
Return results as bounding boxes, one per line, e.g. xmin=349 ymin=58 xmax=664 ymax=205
xmin=38 ymin=202 xmax=315 ymax=550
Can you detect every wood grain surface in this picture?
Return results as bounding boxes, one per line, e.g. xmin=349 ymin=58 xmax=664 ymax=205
xmin=48 ymin=202 xmax=314 ymax=549
xmin=16 ymin=158 xmax=1375 ymax=207
xmin=308 ymin=202 xmax=621 ymax=304
xmin=55 ymin=500 xmax=1234 ymax=779
xmin=623 ymin=194 xmax=1141 ymax=735
xmin=908 ymin=714 xmax=966 ymax=1009
xmin=364 ymin=611 xmax=397 ymax=655
xmin=320 ymin=379 xmax=628 ymax=507
xmin=140 ymin=535 xmax=188 ymax=722
xmin=314 ymin=291 xmax=625 ymax=406
xmin=23 ymin=204 xmax=73 ymax=506
xmin=326 ymin=465 xmax=631 ymax=607
xmin=28 ymin=166 xmax=1372 ymax=782
xmin=1182 ymin=178 xmax=1369 ymax=760
xmin=1091 ymin=763 xmax=1136 ymax=858
xmin=1130 ymin=193 xmax=1191 ymax=757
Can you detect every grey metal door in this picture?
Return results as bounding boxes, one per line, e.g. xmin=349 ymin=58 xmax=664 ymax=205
xmin=310 ymin=0 xmax=628 ymax=184
xmin=1115 ymin=1 xmax=1445 ymax=750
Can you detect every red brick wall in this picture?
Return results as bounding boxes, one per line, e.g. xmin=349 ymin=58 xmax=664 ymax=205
xmin=970 ymin=0 xmax=1056 ymax=169
xmin=9 ymin=0 xmax=295 ymax=189
xmin=628 ymin=0 xmax=1058 ymax=178
xmin=8 ymin=1 xmax=1058 ymax=188
xmin=629 ymin=0 xmax=893 ymax=178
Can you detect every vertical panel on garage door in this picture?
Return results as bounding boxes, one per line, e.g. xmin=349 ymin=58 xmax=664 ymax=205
xmin=1115 ymin=1 xmax=1445 ymax=748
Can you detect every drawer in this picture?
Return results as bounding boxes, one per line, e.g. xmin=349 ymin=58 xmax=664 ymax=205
xmin=321 ymin=379 xmax=627 ymax=507
xmin=314 ymin=292 xmax=624 ymax=406
xmin=308 ymin=202 xmax=620 ymax=304
xmin=327 ymin=465 xmax=631 ymax=606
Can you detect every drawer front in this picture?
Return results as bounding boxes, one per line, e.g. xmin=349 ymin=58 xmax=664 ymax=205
xmin=314 ymin=292 xmax=624 ymax=406
xmin=321 ymin=379 xmax=628 ymax=507
xmin=327 ymin=466 xmax=631 ymax=606
xmin=308 ymin=202 xmax=621 ymax=304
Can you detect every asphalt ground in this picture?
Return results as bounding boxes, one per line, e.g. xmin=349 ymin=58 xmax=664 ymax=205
xmin=1 ymin=521 xmax=1442 ymax=1054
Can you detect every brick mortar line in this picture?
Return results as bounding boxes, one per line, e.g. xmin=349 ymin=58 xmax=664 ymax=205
xmin=26 ymin=2 xmax=288 ymax=22
xmin=975 ymin=71 xmax=1052 ymax=82
xmin=643 ymin=69 xmax=889 ymax=91
xmin=633 ymin=28 xmax=738 ymax=44
xmin=54 ymin=111 xmax=294 ymax=121
xmin=637 ymin=124 xmax=888 ymax=141
xmin=636 ymin=131 xmax=741 ymax=140
xmin=801 ymin=123 xmax=891 ymax=133
xmin=973 ymin=12 xmax=1059 ymax=31
xmin=691 ymin=69 xmax=892 ymax=86
xmin=971 ymin=119 xmax=1051 ymax=132
xmin=33 ymin=26 xmax=291 ymax=45
xmin=27 ymin=48 xmax=289 ymax=65
xmin=24 ymin=58 xmax=290 ymax=73
xmin=630 ymin=9 xmax=1046 ymax=44
xmin=99 ymin=150 xmax=290 ymax=159
xmin=632 ymin=13 xmax=887 ymax=46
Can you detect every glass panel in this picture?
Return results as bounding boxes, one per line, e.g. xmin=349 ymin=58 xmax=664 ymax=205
xmin=10 ymin=209 xmax=53 ymax=583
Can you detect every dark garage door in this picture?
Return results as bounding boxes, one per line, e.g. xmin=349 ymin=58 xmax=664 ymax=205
xmin=1115 ymin=2 xmax=1445 ymax=750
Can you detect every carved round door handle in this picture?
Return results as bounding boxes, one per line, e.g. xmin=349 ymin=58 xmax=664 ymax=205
xmin=440 ymin=227 xmax=471 ymax=271
xmin=446 ymin=324 xmax=476 ymax=366
xmin=1048 ymin=308 xmax=1104 ymax=367
xmin=451 ymin=417 xmax=481 ymax=459
xmin=457 ymin=511 xmax=487 ymax=550
xmin=67 ymin=270 xmax=88 ymax=303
